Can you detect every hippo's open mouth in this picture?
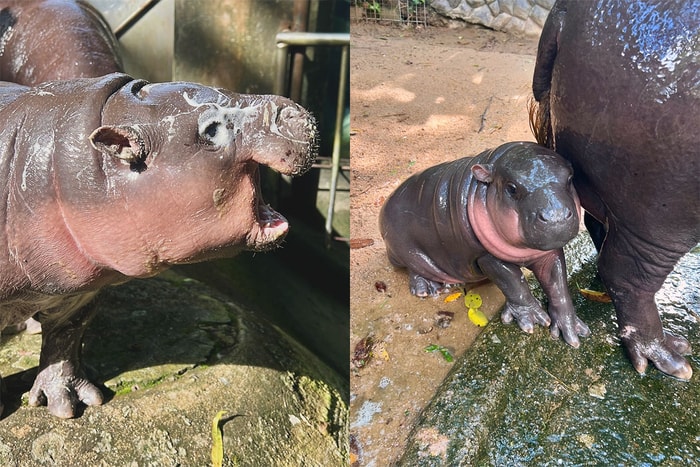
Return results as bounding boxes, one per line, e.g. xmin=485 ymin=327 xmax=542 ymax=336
xmin=249 ymin=166 xmax=290 ymax=251
xmin=256 ymin=202 xmax=289 ymax=245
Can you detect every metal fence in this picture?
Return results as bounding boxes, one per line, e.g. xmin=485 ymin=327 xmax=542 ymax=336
xmin=351 ymin=0 xmax=428 ymax=27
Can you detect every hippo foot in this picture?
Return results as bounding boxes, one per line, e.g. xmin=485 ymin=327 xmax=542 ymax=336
xmin=621 ymin=328 xmax=693 ymax=380
xmin=409 ymin=273 xmax=448 ymax=298
xmin=28 ymin=361 xmax=103 ymax=418
xmin=500 ymin=301 xmax=551 ymax=334
xmin=548 ymin=309 xmax=591 ymax=349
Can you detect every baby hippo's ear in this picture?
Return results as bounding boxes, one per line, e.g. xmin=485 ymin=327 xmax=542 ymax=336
xmin=471 ymin=163 xmax=494 ymax=183
xmin=89 ymin=125 xmax=147 ymax=169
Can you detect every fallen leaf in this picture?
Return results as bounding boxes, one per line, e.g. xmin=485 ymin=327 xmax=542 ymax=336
xmin=349 ymin=238 xmax=374 ymax=249
xmin=443 ymin=291 xmax=463 ymax=303
xmin=352 ymin=336 xmax=374 ymax=369
xmin=579 ymin=288 xmax=612 ymax=303
xmin=424 ymin=344 xmax=454 ymax=362
xmin=211 ymin=410 xmax=228 ymax=467
xmin=464 ymin=291 xmax=483 ymax=309
xmin=468 ymin=307 xmax=488 ymax=327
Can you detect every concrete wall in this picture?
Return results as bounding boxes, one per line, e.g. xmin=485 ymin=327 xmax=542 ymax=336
xmin=431 ymin=0 xmax=555 ymax=37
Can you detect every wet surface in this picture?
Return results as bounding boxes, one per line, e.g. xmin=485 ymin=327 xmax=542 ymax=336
xmin=401 ymin=235 xmax=700 ymax=465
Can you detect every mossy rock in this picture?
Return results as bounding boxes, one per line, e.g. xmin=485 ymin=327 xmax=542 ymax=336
xmin=401 ymin=235 xmax=700 ymax=465
xmin=0 ymin=271 xmax=348 ymax=466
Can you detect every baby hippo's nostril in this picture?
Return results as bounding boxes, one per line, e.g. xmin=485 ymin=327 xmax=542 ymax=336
xmin=538 ymin=208 xmax=572 ymax=224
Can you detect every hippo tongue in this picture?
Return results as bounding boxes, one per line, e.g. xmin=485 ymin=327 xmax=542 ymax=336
xmin=250 ymin=168 xmax=290 ymax=250
xmin=258 ymin=202 xmax=288 ymax=232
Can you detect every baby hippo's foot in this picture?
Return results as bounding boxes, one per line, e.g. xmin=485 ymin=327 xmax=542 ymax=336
xmin=29 ymin=361 xmax=103 ymax=418
xmin=621 ymin=327 xmax=692 ymax=380
xmin=548 ymin=306 xmax=591 ymax=349
xmin=408 ymin=273 xmax=446 ymax=297
xmin=501 ymin=300 xmax=551 ymax=334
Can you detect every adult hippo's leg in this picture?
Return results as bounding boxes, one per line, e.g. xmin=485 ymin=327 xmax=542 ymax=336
xmin=598 ymin=225 xmax=693 ymax=380
xmin=29 ymin=296 xmax=103 ymax=418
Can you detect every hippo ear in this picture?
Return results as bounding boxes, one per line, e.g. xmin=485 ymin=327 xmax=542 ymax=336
xmin=471 ymin=164 xmax=494 ymax=183
xmin=89 ymin=125 xmax=147 ymax=166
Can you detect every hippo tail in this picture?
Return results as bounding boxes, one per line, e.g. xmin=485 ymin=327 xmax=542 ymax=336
xmin=529 ymin=0 xmax=567 ymax=149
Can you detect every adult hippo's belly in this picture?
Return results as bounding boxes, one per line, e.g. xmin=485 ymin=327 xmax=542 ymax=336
xmin=0 ymin=73 xmax=317 ymax=418
xmin=380 ymin=142 xmax=590 ymax=348
xmin=531 ymin=0 xmax=699 ymax=379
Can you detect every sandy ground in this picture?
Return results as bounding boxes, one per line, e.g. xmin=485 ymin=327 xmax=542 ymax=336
xmin=349 ymin=22 xmax=542 ymax=465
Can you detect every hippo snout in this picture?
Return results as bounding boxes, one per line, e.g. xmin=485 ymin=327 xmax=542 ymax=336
xmin=526 ymin=198 xmax=580 ymax=250
xmin=536 ymin=205 xmax=575 ymax=224
xmin=250 ymin=99 xmax=318 ymax=176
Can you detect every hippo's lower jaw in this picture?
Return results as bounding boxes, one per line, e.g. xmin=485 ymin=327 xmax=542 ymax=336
xmin=249 ymin=202 xmax=290 ymax=252
xmin=244 ymin=166 xmax=291 ymax=252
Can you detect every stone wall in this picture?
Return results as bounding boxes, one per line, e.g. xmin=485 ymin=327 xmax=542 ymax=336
xmin=431 ymin=0 xmax=555 ymax=37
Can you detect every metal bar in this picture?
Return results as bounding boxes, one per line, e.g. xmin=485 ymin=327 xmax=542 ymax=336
xmin=114 ymin=0 xmax=162 ymax=39
xmin=324 ymin=43 xmax=348 ymax=244
xmin=275 ymin=32 xmax=350 ymax=47
xmin=275 ymin=31 xmax=350 ymax=244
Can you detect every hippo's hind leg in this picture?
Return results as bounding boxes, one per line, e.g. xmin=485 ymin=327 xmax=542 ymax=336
xmin=30 ymin=294 xmax=104 ymax=418
xmin=598 ymin=226 xmax=693 ymax=380
xmin=408 ymin=272 xmax=446 ymax=297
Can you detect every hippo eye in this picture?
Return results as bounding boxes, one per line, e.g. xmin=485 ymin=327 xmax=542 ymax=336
xmin=204 ymin=122 xmax=219 ymax=139
xmin=505 ymin=182 xmax=519 ymax=198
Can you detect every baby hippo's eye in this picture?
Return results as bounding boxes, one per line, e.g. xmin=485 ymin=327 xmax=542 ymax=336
xmin=204 ymin=121 xmax=219 ymax=139
xmin=198 ymin=121 xmax=221 ymax=146
xmin=505 ymin=182 xmax=519 ymax=197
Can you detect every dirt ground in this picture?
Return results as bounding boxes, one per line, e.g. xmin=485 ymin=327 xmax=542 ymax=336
xmin=349 ymin=22 xmax=542 ymax=465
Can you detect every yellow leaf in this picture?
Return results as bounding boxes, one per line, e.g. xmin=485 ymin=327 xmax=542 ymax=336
xmin=211 ymin=410 xmax=228 ymax=467
xmin=372 ymin=342 xmax=390 ymax=361
xmin=579 ymin=288 xmax=612 ymax=303
xmin=444 ymin=291 xmax=463 ymax=303
xmin=468 ymin=307 xmax=488 ymax=327
xmin=464 ymin=292 xmax=483 ymax=309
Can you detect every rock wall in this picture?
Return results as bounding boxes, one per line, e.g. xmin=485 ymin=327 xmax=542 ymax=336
xmin=431 ymin=0 xmax=555 ymax=36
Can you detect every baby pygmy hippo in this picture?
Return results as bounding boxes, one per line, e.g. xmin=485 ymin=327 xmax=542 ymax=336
xmin=379 ymin=141 xmax=590 ymax=347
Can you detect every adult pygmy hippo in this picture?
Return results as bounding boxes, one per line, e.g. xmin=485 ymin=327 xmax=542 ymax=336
xmin=0 ymin=0 xmax=122 ymax=336
xmin=0 ymin=72 xmax=317 ymax=418
xmin=0 ymin=0 xmax=122 ymax=85
xmin=380 ymin=142 xmax=590 ymax=346
xmin=531 ymin=0 xmax=699 ymax=379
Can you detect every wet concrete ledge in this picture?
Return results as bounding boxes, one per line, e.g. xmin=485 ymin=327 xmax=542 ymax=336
xmin=401 ymin=235 xmax=700 ymax=465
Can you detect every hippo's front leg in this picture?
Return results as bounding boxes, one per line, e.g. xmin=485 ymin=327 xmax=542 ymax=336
xmin=30 ymin=296 xmax=103 ymax=418
xmin=530 ymin=249 xmax=590 ymax=348
xmin=477 ymin=254 xmax=550 ymax=333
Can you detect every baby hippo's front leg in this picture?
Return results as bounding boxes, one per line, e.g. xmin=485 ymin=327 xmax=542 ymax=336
xmin=477 ymin=254 xmax=551 ymax=333
xmin=30 ymin=295 xmax=104 ymax=418
xmin=530 ymin=249 xmax=590 ymax=348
